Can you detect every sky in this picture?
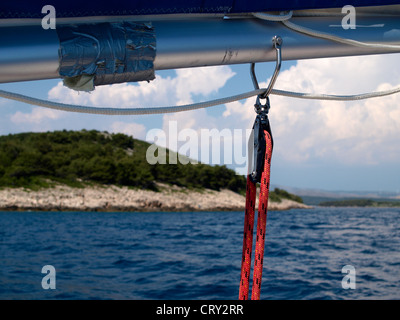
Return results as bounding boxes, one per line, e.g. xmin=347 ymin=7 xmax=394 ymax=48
xmin=1 ymin=53 xmax=400 ymax=193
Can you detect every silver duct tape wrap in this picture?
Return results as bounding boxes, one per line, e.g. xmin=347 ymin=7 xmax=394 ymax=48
xmin=56 ymin=22 xmax=156 ymax=91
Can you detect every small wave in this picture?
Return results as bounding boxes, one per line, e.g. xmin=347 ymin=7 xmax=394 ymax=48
xmin=112 ymin=259 xmax=137 ymax=268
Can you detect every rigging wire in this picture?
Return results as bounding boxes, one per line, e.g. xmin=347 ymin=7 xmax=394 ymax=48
xmin=1 ymin=82 xmax=400 ymax=116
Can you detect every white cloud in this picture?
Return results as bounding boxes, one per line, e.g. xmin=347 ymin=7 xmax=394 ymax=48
xmin=222 ymin=54 xmax=400 ymax=166
xmin=173 ymin=67 xmax=235 ymax=104
xmin=48 ymin=65 xmax=236 ymax=108
xmin=109 ymin=121 xmax=146 ymax=140
xmin=10 ymin=107 xmax=62 ymax=124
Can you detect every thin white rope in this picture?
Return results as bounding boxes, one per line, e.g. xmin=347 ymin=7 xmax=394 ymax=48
xmin=282 ymin=19 xmax=400 ymax=50
xmin=252 ymin=11 xmax=293 ymax=22
xmin=253 ymin=11 xmax=400 ymax=50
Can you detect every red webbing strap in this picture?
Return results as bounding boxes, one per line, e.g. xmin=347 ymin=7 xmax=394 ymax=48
xmin=238 ymin=175 xmax=256 ymax=300
xmin=251 ymin=130 xmax=272 ymax=300
xmin=239 ymin=130 xmax=272 ymax=300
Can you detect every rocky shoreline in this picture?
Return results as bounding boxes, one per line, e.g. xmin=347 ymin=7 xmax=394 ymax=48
xmin=0 ymin=184 xmax=313 ymax=212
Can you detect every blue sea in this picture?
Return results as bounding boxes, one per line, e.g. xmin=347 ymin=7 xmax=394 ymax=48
xmin=0 ymin=207 xmax=399 ymax=300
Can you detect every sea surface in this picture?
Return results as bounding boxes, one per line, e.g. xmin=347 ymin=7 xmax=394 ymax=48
xmin=0 ymin=207 xmax=399 ymax=300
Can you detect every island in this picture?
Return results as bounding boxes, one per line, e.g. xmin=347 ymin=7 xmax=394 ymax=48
xmin=0 ymin=130 xmax=311 ymax=212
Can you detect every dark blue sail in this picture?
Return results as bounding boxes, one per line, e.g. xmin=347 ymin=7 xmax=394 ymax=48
xmin=1 ymin=0 xmax=399 ymax=19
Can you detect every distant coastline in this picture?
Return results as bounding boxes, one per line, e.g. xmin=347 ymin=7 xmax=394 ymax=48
xmin=0 ymin=183 xmax=312 ymax=212
xmin=318 ymin=198 xmax=400 ymax=208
